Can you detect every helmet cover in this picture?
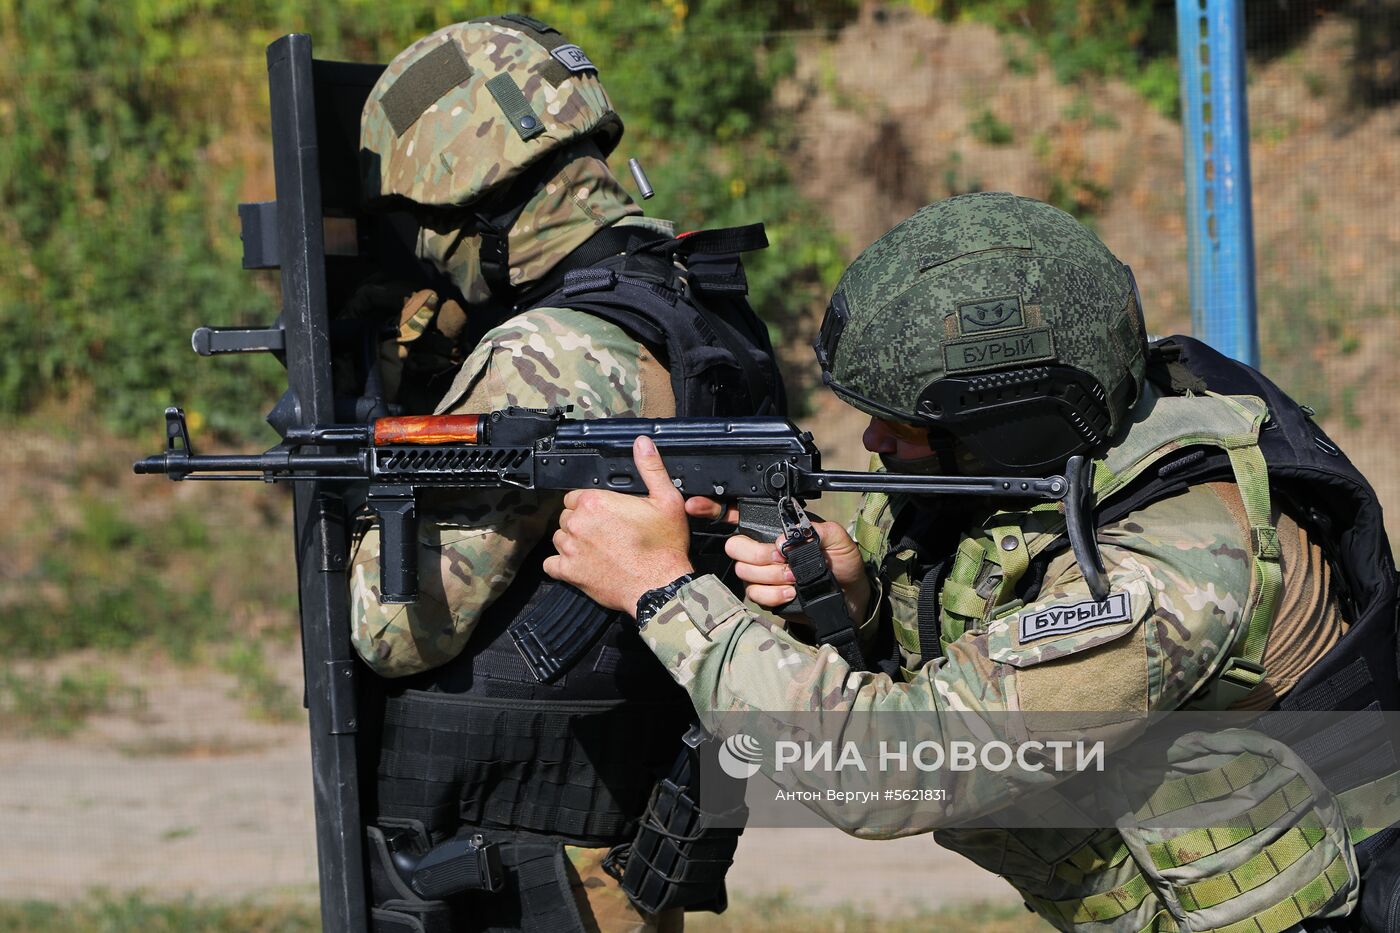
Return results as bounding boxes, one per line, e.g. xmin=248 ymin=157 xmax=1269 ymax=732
xmin=815 ymin=193 xmax=1147 ymax=472
xmin=361 ymin=14 xmax=623 ymax=211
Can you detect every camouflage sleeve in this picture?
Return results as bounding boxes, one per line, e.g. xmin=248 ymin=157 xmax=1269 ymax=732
xmin=642 ymin=483 xmax=1254 ymax=835
xmin=349 ymin=308 xmax=674 ymax=677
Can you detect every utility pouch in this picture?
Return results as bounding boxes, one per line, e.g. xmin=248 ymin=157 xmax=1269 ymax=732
xmin=1114 ymin=730 xmax=1359 ymax=932
xmin=607 ymin=725 xmax=748 ymax=914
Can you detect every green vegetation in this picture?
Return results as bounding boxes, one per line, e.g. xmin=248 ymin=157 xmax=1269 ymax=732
xmin=905 ymin=0 xmax=1392 ymax=117
xmin=903 ymin=0 xmax=1181 ymax=115
xmin=969 ymin=107 xmax=1015 ymax=145
xmin=0 ymin=0 xmax=854 ymax=442
xmin=0 ymin=1 xmax=287 ymax=441
xmin=218 ymin=642 xmax=299 ymax=723
xmin=0 ymin=414 xmax=296 ymax=731
xmin=0 ymin=893 xmax=1044 ymax=932
xmin=0 ymin=666 xmax=143 ymax=737
xmin=0 ymin=894 xmax=320 ymax=933
xmin=1257 ymin=193 xmax=1381 ymax=431
xmin=7 ymin=496 xmax=210 ymax=659
xmin=2 ymin=489 xmax=292 ymax=661
xmin=1061 ymin=94 xmax=1119 ymax=130
xmin=939 ymin=150 xmax=985 ymax=199
xmin=1259 ymin=270 xmax=1377 ymax=430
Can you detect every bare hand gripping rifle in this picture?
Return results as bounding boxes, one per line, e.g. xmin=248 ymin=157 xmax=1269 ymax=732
xmin=136 ymin=404 xmax=1106 ymax=677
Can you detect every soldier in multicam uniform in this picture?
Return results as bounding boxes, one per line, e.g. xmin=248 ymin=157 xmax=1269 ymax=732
xmin=546 ymin=193 xmax=1400 ymax=931
xmin=349 ymin=15 xmax=783 ymax=933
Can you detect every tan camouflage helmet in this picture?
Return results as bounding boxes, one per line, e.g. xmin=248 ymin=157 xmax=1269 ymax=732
xmin=361 ymin=13 xmax=623 ymax=211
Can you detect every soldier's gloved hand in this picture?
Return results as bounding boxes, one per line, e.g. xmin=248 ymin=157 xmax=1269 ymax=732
xmin=684 ymin=498 xmax=872 ymax=623
xmin=340 ymin=282 xmax=469 ymax=409
xmin=544 ymin=436 xmax=696 ymax=615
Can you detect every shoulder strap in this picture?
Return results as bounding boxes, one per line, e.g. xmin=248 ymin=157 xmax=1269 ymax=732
xmin=521 ymin=224 xmax=785 ymax=418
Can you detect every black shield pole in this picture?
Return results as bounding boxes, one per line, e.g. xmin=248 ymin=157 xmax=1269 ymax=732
xmin=266 ymin=33 xmax=370 ymax=933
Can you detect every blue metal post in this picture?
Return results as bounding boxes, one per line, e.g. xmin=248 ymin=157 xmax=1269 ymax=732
xmin=1177 ymin=0 xmax=1259 ymax=367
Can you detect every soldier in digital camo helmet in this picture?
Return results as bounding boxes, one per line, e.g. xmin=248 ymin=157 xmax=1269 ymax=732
xmin=546 ymin=193 xmax=1400 ymax=931
xmin=350 ymin=15 xmax=783 ymax=932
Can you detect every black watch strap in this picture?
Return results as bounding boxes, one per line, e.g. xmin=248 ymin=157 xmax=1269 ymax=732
xmin=635 ymin=573 xmax=696 ymax=630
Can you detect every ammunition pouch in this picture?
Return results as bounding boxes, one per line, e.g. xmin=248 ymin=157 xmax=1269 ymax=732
xmin=607 ymin=726 xmax=748 ymax=914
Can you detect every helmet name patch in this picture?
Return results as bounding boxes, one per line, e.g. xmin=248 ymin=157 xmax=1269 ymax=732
xmin=1018 ymin=592 xmax=1130 ymax=643
xmin=551 ymin=44 xmax=598 ymax=74
xmin=944 ymin=328 xmax=1054 ymax=374
xmin=958 ymin=295 xmax=1023 ymax=334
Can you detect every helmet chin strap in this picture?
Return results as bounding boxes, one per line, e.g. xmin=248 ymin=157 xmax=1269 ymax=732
xmin=474 ymin=215 xmax=516 ymax=302
xmin=462 ymin=147 xmax=577 ymax=304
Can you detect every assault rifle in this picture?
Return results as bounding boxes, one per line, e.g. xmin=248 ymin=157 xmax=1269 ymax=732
xmin=136 ymin=404 xmax=1107 ymax=678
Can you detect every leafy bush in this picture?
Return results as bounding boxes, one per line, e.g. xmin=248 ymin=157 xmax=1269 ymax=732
xmin=0 ymin=1 xmax=852 ymax=441
xmin=1 ymin=489 xmax=294 ymax=660
xmin=911 ymin=0 xmax=1181 ymax=115
xmin=0 ymin=0 xmax=287 ymax=441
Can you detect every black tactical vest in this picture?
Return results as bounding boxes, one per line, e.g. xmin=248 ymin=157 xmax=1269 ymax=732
xmin=1035 ymin=336 xmax=1400 ymax=904
xmin=374 ymin=224 xmax=786 ymax=850
xmin=1065 ymin=336 xmax=1398 ymax=715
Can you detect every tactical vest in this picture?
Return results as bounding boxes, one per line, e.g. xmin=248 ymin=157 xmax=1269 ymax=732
xmin=855 ymin=336 xmax=1400 ymax=932
xmin=370 ymin=224 xmax=784 ymax=932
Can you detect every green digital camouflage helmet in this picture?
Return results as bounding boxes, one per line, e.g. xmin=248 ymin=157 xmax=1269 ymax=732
xmin=360 ymin=14 xmax=623 ymax=212
xmin=814 ymin=192 xmax=1147 ymax=473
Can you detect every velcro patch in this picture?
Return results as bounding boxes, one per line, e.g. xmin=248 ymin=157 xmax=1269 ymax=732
xmin=380 ymin=40 xmax=473 ymax=138
xmin=551 ymin=44 xmax=598 ymax=74
xmin=944 ymin=327 xmax=1054 ymax=373
xmin=1018 ymin=592 xmax=1131 ymax=643
xmin=958 ymin=295 xmax=1023 ymax=334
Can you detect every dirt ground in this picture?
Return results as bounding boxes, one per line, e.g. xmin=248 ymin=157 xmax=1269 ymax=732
xmin=0 ymin=645 xmax=1017 ymax=913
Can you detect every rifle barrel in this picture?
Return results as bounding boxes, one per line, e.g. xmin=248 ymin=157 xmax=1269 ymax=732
xmin=133 ymin=452 xmax=365 ymax=477
xmin=802 ymin=470 xmax=1067 ymax=500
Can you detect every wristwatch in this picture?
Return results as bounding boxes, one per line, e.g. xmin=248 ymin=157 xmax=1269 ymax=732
xmin=634 ymin=573 xmax=695 ymax=630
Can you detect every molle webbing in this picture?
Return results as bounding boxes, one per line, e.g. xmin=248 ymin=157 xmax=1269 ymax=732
xmin=923 ymin=392 xmax=1277 ymax=693
xmin=380 ymin=39 xmax=474 ymax=137
xmin=936 ymin=536 xmax=997 ymax=650
xmin=1029 ymin=748 xmax=1383 ymax=932
xmin=1028 ymin=872 xmax=1153 ymax=926
xmin=376 ymin=691 xmax=681 ymax=847
xmin=1033 ymin=854 xmax=1352 ymax=932
xmin=853 ymin=486 xmax=891 ymax=560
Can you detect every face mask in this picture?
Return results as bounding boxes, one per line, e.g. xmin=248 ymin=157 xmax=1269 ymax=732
xmin=417 ymin=225 xmax=491 ymax=306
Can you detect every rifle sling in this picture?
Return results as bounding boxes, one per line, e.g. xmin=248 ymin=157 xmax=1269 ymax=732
xmin=784 ymin=533 xmax=867 ymax=670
